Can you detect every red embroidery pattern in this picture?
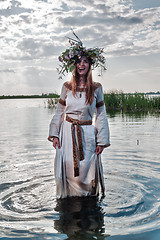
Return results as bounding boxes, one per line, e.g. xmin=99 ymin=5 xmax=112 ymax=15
xmin=93 ymin=82 xmax=101 ymax=90
xmin=59 ymin=98 xmax=66 ymax=106
xmin=64 ymin=82 xmax=72 ymax=90
xmin=64 ymin=81 xmax=101 ymax=92
xmin=66 ymin=115 xmax=92 ymax=177
xmin=96 ymin=100 xmax=104 ymax=108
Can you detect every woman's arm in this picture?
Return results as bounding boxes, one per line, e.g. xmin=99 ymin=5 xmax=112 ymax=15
xmin=48 ymin=83 xmax=67 ymax=147
xmin=95 ymin=84 xmax=110 ymax=153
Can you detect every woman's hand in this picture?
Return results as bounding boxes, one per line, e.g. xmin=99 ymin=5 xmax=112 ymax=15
xmin=95 ymin=146 xmax=104 ymax=155
xmin=48 ymin=136 xmax=61 ymax=149
xmin=95 ymin=144 xmax=110 ymax=155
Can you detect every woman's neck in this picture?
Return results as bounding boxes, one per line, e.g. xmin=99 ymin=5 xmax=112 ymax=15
xmin=77 ymin=76 xmax=86 ymax=88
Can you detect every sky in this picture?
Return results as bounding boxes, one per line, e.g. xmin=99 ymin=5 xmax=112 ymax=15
xmin=0 ymin=0 xmax=160 ymax=95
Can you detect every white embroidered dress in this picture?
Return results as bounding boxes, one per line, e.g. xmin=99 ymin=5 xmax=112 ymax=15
xmin=49 ymin=82 xmax=110 ymax=198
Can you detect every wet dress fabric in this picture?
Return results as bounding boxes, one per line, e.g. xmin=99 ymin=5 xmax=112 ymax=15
xmin=49 ymin=81 xmax=110 ymax=198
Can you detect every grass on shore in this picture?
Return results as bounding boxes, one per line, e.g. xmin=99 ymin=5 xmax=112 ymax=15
xmin=46 ymin=97 xmax=59 ymax=108
xmin=104 ymin=91 xmax=160 ymax=113
xmin=0 ymin=93 xmax=59 ymax=99
xmin=46 ymin=91 xmax=160 ymax=113
xmin=2 ymin=91 xmax=159 ymax=114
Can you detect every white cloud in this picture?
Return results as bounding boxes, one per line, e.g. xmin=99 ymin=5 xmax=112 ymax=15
xmin=0 ymin=0 xmax=160 ymax=94
xmin=116 ymin=66 xmax=160 ymax=76
xmin=1 ymin=0 xmax=160 ymax=60
xmin=0 ymin=68 xmax=15 ymax=73
xmin=0 ymin=0 xmax=12 ymax=10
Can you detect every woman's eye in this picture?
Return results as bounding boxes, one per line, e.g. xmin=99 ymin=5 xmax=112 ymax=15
xmin=76 ymin=59 xmax=88 ymax=64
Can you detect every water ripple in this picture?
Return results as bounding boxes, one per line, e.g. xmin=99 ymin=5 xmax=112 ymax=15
xmin=0 ymin=100 xmax=160 ymax=239
xmin=0 ymin=175 xmax=56 ymax=222
xmin=102 ymin=163 xmax=160 ymax=235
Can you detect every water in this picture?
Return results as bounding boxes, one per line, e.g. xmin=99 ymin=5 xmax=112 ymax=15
xmin=0 ymin=99 xmax=160 ymax=240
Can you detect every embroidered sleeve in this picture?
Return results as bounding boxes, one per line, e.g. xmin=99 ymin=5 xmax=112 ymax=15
xmin=59 ymin=98 xmax=66 ymax=106
xmin=94 ymin=82 xmax=101 ymax=90
xmin=96 ymin=100 xmax=104 ymax=108
xmin=64 ymin=81 xmax=72 ymax=90
xmin=95 ymin=84 xmax=110 ymax=147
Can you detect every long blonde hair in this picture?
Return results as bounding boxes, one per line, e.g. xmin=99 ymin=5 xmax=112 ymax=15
xmin=70 ymin=64 xmax=94 ymax=105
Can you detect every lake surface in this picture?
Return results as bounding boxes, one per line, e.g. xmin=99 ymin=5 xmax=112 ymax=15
xmin=0 ymin=99 xmax=160 ymax=240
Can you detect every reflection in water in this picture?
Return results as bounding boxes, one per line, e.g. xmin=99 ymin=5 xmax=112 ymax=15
xmin=0 ymin=99 xmax=160 ymax=239
xmin=54 ymin=196 xmax=109 ymax=240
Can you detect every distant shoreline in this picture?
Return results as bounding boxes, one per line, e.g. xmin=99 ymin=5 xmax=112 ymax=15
xmin=0 ymin=94 xmax=59 ymax=99
xmin=0 ymin=92 xmax=160 ymax=100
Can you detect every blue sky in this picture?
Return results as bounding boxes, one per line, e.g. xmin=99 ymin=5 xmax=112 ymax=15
xmin=0 ymin=0 xmax=160 ymax=95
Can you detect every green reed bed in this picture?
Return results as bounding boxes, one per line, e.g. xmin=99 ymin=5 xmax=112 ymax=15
xmin=46 ymin=97 xmax=59 ymax=108
xmin=104 ymin=91 xmax=160 ymax=113
xmin=46 ymin=91 xmax=160 ymax=113
xmin=0 ymin=93 xmax=59 ymax=99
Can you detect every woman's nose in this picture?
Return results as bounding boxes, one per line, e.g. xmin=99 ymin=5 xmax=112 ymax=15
xmin=79 ymin=60 xmax=84 ymax=66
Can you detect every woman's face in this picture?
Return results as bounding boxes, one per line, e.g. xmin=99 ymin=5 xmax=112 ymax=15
xmin=76 ymin=56 xmax=90 ymax=77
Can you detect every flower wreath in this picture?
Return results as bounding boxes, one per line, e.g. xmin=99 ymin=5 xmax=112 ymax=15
xmin=57 ymin=30 xmax=106 ymax=79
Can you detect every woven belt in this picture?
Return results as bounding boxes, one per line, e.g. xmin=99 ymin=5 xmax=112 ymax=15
xmin=66 ymin=115 xmax=92 ymax=177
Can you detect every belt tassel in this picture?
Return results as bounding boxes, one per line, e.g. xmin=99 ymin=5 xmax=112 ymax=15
xmin=66 ymin=115 xmax=92 ymax=177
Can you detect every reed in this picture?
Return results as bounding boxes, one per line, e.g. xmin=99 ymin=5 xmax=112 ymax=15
xmin=46 ymin=91 xmax=160 ymax=113
xmin=46 ymin=97 xmax=59 ymax=108
xmin=104 ymin=91 xmax=160 ymax=113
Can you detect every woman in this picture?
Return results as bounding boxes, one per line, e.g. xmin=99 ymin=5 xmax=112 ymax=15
xmin=48 ymin=36 xmax=110 ymax=198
